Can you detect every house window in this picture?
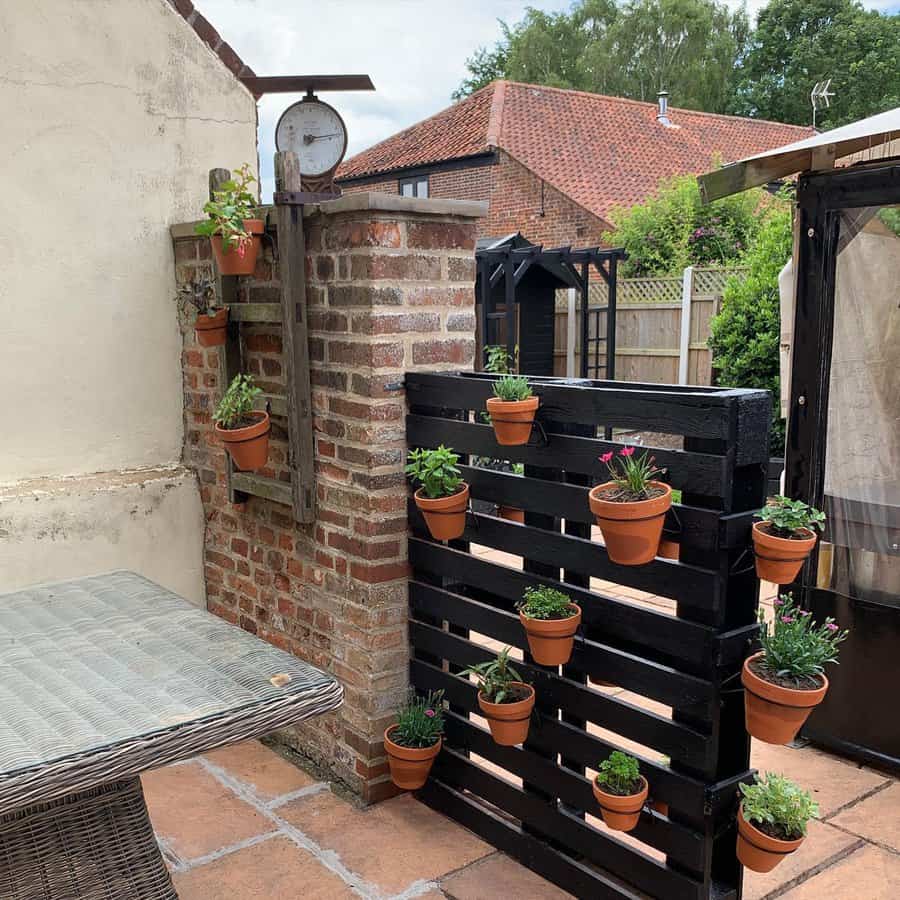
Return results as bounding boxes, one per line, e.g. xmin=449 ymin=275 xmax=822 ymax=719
xmin=400 ymin=176 xmax=429 ymax=198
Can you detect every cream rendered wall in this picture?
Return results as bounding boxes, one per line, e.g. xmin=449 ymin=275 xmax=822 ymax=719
xmin=0 ymin=0 xmax=258 ymax=601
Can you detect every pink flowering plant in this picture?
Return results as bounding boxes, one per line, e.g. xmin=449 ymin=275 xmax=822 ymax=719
xmin=757 ymin=594 xmax=848 ymax=686
xmin=392 ymin=689 xmax=444 ymax=749
xmin=599 ymin=447 xmax=664 ymax=501
xmin=194 ymin=162 xmax=258 ymax=253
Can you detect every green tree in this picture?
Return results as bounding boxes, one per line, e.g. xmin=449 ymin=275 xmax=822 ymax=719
xmin=455 ymin=0 xmax=749 ymax=114
xmin=708 ymin=201 xmax=793 ymax=454
xmin=603 ymin=175 xmax=767 ymax=277
xmin=729 ymin=0 xmax=900 ymax=128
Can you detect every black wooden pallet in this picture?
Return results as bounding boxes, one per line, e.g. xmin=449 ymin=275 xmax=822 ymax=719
xmin=406 ymin=371 xmax=770 ymax=900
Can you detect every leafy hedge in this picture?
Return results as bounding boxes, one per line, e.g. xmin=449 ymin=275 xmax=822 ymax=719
xmin=708 ymin=201 xmax=792 ymax=455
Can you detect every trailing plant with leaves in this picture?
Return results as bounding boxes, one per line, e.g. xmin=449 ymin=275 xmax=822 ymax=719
xmin=599 ymin=447 xmax=663 ymax=500
xmin=757 ymin=594 xmax=848 ymax=685
xmin=758 ymin=496 xmax=826 ymax=538
xmin=405 ymin=445 xmax=464 ymax=499
xmin=517 ymin=586 xmax=577 ymax=620
xmin=740 ymin=772 xmax=818 ymax=840
xmin=214 ymin=374 xmax=262 ymax=429
xmin=462 ymin=646 xmax=527 ymax=704
xmin=492 ymin=374 xmax=532 ymax=402
xmin=194 ymin=163 xmax=258 ymax=252
xmin=595 ymin=751 xmax=642 ymax=796
xmin=391 ymin=690 xmax=444 ymax=748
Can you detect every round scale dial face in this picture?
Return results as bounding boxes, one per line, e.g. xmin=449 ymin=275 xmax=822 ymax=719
xmin=275 ymin=99 xmax=348 ymax=178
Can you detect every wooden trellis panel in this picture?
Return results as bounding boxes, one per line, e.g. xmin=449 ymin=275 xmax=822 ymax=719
xmin=405 ymin=372 xmax=771 ymax=900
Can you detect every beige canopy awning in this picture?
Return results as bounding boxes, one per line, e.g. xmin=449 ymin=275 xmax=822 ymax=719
xmin=698 ymin=106 xmax=900 ymax=202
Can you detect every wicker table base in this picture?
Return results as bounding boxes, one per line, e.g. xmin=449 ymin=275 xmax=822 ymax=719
xmin=0 ymin=778 xmax=176 ymax=900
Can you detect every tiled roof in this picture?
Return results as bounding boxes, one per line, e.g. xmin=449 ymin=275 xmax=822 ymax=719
xmin=164 ymin=0 xmax=256 ymax=82
xmin=338 ymin=81 xmax=812 ymax=218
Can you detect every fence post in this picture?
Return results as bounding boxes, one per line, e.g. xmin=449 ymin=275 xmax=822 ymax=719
xmin=678 ymin=265 xmax=694 ymax=384
xmin=566 ymin=288 xmax=576 ymax=377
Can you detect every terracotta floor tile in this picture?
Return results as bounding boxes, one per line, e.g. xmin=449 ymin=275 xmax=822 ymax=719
xmin=279 ymin=791 xmax=492 ymax=894
xmin=778 ymin=844 xmax=900 ymax=899
xmin=741 ymin=819 xmax=862 ymax=900
xmin=750 ymin=742 xmax=890 ymax=817
xmin=173 ymin=835 xmax=357 ymax=899
xmin=828 ymin=782 xmax=900 ymax=851
xmin=203 ymin=740 xmax=318 ymax=802
xmin=143 ymin=762 xmax=270 ymax=860
xmin=442 ymin=852 xmax=574 ymax=899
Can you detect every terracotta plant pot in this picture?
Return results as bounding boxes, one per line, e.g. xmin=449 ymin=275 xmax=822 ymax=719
xmin=752 ymin=522 xmax=818 ymax=584
xmin=414 ymin=484 xmax=469 ymax=541
xmin=499 ymin=505 xmax=525 ymax=524
xmin=215 ymin=411 xmax=270 ymax=472
xmin=742 ymin=651 xmax=828 ymax=745
xmin=589 ymin=482 xmax=673 ymax=566
xmin=384 ymin=725 xmax=441 ymax=790
xmin=737 ymin=806 xmax=804 ymax=873
xmin=592 ymin=776 xmax=649 ymax=832
xmin=657 ymin=537 xmax=680 ymax=561
xmin=194 ymin=307 xmax=229 ymax=347
xmin=650 ymin=799 xmax=669 ymax=817
xmin=477 ymin=683 xmax=535 ymax=746
xmin=486 ymin=396 xmax=540 ymax=446
xmin=210 ymin=218 xmax=264 ymax=276
xmin=519 ymin=604 xmax=582 ymax=666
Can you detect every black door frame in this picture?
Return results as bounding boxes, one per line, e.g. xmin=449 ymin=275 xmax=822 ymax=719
xmin=786 ymin=159 xmax=900 ymax=769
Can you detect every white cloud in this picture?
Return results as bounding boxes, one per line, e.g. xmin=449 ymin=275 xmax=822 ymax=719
xmin=197 ymin=0 xmax=898 ymax=199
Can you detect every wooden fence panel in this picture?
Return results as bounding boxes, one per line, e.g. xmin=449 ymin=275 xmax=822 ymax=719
xmin=405 ymin=371 xmax=771 ymax=899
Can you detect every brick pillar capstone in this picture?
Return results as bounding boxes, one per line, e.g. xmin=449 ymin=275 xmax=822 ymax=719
xmin=173 ymin=192 xmax=484 ymax=803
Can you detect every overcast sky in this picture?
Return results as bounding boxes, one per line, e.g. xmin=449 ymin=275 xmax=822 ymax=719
xmin=198 ymin=0 xmax=899 ymax=199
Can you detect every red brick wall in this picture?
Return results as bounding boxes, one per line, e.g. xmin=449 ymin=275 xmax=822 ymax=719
xmin=174 ymin=198 xmax=479 ymax=803
xmin=338 ymin=151 xmax=609 ymax=246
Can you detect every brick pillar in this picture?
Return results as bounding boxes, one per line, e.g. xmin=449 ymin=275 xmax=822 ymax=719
xmin=172 ymin=193 xmax=483 ymax=802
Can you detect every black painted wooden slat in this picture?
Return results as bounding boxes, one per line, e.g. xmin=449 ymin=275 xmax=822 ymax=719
xmin=418 ymin=779 xmax=647 ymax=900
xmin=407 ymin=414 xmax=728 ymax=496
xmin=409 ymin=502 xmax=721 ymax=608
xmin=409 ymin=539 xmax=717 ymax=669
xmin=431 ymin=750 xmax=705 ymax=900
xmin=409 ymin=582 xmax=715 ymax=710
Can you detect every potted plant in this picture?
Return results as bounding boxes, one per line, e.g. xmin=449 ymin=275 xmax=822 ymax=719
xmin=589 ymin=448 xmax=672 ymax=566
xmin=737 ymin=772 xmax=818 ymax=873
xmin=384 ymin=690 xmax=444 ymax=790
xmin=486 ymin=375 xmax=539 ymax=446
xmin=194 ymin=163 xmax=264 ymax=276
xmin=752 ymin=496 xmax=826 ymax=584
xmin=498 ymin=463 xmax=526 ymax=522
xmin=406 ymin=445 xmax=469 ymax=541
xmin=742 ymin=593 xmax=847 ymax=744
xmin=516 ymin=586 xmax=581 ymax=666
xmin=650 ymin=756 xmax=669 ymax=815
xmin=177 ymin=277 xmax=229 ymax=347
xmin=463 ymin=647 xmax=535 ymax=746
xmin=592 ymin=751 xmax=648 ymax=832
xmin=213 ymin=373 xmax=270 ymax=472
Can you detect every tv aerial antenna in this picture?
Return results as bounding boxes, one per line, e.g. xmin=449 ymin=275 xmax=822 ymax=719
xmin=810 ymin=79 xmax=834 ymax=131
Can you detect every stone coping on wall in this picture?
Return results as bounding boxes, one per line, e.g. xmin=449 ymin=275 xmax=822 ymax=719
xmin=170 ymin=193 xmax=489 ymax=239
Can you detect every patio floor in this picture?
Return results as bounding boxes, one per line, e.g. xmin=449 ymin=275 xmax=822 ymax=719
xmin=145 ymin=737 xmax=899 ymax=899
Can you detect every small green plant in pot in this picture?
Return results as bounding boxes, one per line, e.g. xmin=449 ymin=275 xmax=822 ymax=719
xmin=194 ymin=163 xmax=264 ymax=276
xmin=384 ymin=690 xmax=444 ymax=790
xmin=588 ymin=447 xmax=672 ymax=566
xmin=592 ymin=751 xmax=648 ymax=832
xmin=737 ymin=772 xmax=818 ymax=873
xmin=214 ymin=374 xmax=270 ymax=472
xmin=406 ymin=445 xmax=469 ymax=541
xmin=486 ymin=375 xmax=539 ymax=446
xmin=752 ymin=496 xmax=826 ymax=584
xmin=516 ymin=586 xmax=581 ymax=666
xmin=463 ymin=647 xmax=535 ymax=746
xmin=178 ymin=277 xmax=228 ymax=347
xmin=742 ymin=593 xmax=848 ymax=745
